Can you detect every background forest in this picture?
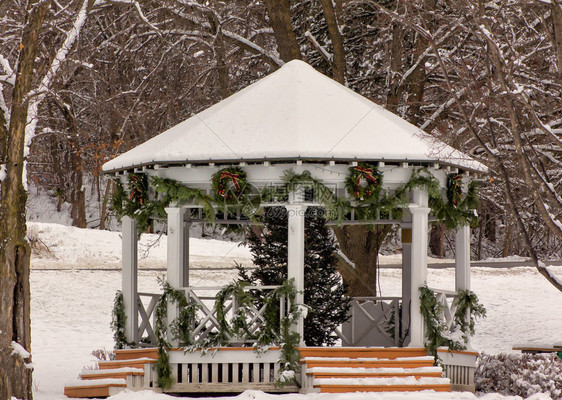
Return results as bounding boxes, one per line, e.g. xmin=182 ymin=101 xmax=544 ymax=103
xmin=2 ymin=0 xmax=562 ymax=261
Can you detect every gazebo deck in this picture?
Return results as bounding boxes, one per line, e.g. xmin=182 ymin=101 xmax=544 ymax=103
xmin=64 ymin=346 xmax=460 ymax=398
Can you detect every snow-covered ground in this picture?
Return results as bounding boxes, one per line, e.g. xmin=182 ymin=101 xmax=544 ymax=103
xmin=28 ymin=222 xmax=562 ymax=400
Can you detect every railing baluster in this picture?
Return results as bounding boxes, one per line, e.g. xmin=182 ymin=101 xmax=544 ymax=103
xmin=393 ymin=299 xmax=400 ymax=346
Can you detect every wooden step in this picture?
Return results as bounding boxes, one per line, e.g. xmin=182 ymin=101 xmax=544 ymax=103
xmin=114 ymin=347 xmax=158 ymax=360
xmin=98 ymin=357 xmax=156 ymax=370
xmin=64 ymin=378 xmax=127 ymax=398
xmin=299 ymin=347 xmax=428 ymax=359
xmin=309 ymin=371 xmax=443 ymax=379
xmin=313 ymin=376 xmax=450 ymax=393
xmin=302 ymin=356 xmax=435 ymax=369
xmin=80 ymin=367 xmax=144 ymax=380
xmin=316 ymin=384 xmax=451 ymax=393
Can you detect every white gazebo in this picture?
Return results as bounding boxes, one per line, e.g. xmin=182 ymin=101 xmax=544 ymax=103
xmin=97 ymin=60 xmax=486 ymax=395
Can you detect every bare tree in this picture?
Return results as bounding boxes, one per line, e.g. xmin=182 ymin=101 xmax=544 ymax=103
xmin=1 ymin=0 xmax=98 ymax=396
xmin=1 ymin=2 xmax=50 ymax=397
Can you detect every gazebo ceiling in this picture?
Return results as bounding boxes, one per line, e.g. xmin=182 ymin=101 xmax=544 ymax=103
xmin=102 ymin=60 xmax=487 ymax=174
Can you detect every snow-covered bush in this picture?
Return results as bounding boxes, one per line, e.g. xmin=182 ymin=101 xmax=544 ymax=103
xmin=476 ymin=353 xmax=562 ymax=398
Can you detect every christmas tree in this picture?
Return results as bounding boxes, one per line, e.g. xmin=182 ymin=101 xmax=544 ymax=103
xmin=239 ymin=207 xmax=350 ymax=346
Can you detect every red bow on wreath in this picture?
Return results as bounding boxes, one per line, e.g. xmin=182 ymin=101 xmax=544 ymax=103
xmin=353 ymin=166 xmax=379 ymax=197
xmin=129 ymin=175 xmax=146 ymax=205
xmin=451 ymin=175 xmax=462 ymax=206
xmin=219 ymin=171 xmax=242 ymax=194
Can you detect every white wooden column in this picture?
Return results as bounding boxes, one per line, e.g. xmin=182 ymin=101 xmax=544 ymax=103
xmin=286 ymin=188 xmax=306 ymax=347
xmin=455 ymin=224 xmax=471 ymax=291
xmin=183 ymin=220 xmax=191 ymax=287
xmin=165 ymin=206 xmax=187 ymax=345
xmin=408 ymin=189 xmax=430 ymax=348
xmin=122 ymin=216 xmax=139 ymax=344
xmin=400 ymin=223 xmax=412 ymax=345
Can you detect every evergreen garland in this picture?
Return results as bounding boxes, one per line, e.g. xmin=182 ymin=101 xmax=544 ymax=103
xmin=110 ymin=290 xmax=128 ymax=349
xmin=419 ymin=285 xmax=486 ymax=360
xmin=272 ymin=170 xmax=350 ymax=221
xmin=111 ymin=167 xmax=479 ymax=231
xmin=454 ymin=288 xmax=487 ymax=338
xmin=110 ymin=174 xmax=164 ymax=234
xmin=150 ymin=277 xmax=301 ymax=388
xmin=272 ymin=279 xmax=302 ymax=387
xmin=151 ymin=176 xmax=215 ymax=223
xmin=154 ymin=282 xmax=173 ymax=389
xmin=204 ymin=281 xmax=255 ymax=348
xmin=110 ymin=175 xmax=214 ymax=235
xmin=153 ymin=278 xmax=200 ymax=389
xmin=129 ymin=174 xmax=148 ymax=205
xmin=419 ymin=286 xmax=464 ymax=359
xmin=402 ymin=169 xmax=479 ymax=229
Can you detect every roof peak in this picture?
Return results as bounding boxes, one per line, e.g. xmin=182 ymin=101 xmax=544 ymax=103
xmin=103 ymin=61 xmax=486 ymax=174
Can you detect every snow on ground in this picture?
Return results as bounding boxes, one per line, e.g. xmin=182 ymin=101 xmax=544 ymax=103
xmin=29 ymin=222 xmax=252 ymax=269
xmin=29 ymin=223 xmax=562 ymax=400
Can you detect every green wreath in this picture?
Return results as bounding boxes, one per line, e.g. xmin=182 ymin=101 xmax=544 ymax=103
xmin=129 ymin=173 xmax=148 ymax=206
xmin=447 ymin=174 xmax=463 ymax=207
xmin=345 ymin=163 xmax=383 ymax=201
xmin=212 ymin=167 xmax=248 ymax=202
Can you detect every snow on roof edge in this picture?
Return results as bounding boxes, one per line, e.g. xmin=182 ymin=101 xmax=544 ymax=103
xmin=102 ymin=60 xmax=488 ymax=175
xmin=102 ymin=155 xmax=487 ymax=175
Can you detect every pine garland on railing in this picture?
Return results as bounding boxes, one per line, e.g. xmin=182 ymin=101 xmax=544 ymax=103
xmin=271 ymin=279 xmax=302 ymax=387
xmin=419 ymin=286 xmax=464 ymax=358
xmin=419 ymin=285 xmax=486 ymax=360
xmin=149 ymin=278 xmax=302 ymax=388
xmin=154 ymin=284 xmax=173 ymax=389
xmin=110 ymin=290 xmax=128 ymax=349
xmin=205 ymin=279 xmax=302 ymax=386
xmin=153 ymin=278 xmax=201 ymax=389
xmin=454 ymin=288 xmax=487 ymax=338
xmin=211 ymin=281 xmax=255 ymax=346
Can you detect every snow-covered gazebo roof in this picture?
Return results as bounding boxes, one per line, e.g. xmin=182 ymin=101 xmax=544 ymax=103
xmin=102 ymin=60 xmax=486 ymax=174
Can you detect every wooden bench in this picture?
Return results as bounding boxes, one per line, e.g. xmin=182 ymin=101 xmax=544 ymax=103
xmin=512 ymin=343 xmax=562 ymax=355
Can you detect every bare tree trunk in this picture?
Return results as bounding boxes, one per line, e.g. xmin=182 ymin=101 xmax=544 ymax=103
xmin=53 ymin=98 xmax=87 ymax=228
xmin=208 ymin=15 xmax=231 ymax=98
xmin=99 ymin=179 xmax=113 ymax=230
xmin=319 ymin=0 xmax=346 ymax=84
xmin=386 ymin=22 xmax=405 ymax=113
xmin=263 ymin=0 xmax=301 ymax=62
xmin=429 ymin=222 xmax=445 ymax=258
xmin=551 ymin=0 xmax=562 ymax=78
xmin=497 ymin=162 xmax=562 ymax=291
xmin=0 ymin=2 xmax=50 ymax=398
xmin=333 ymin=225 xmax=391 ymax=296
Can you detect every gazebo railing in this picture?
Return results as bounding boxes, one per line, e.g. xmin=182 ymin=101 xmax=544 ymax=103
xmin=138 ymin=292 xmax=160 ymax=344
xmin=136 ymin=285 xmax=283 ymax=346
xmin=183 ymin=285 xmax=282 ymax=345
xmin=138 ymin=291 xmax=406 ymax=348
xmin=336 ymin=296 xmax=402 ymax=347
xmin=429 ymin=288 xmax=460 ymax=332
